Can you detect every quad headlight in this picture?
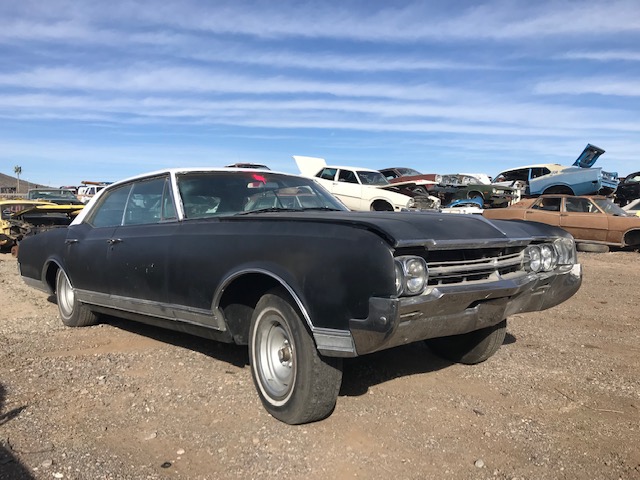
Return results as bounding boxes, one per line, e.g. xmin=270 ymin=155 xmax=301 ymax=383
xmin=524 ymin=238 xmax=576 ymax=273
xmin=395 ymin=256 xmax=428 ymax=296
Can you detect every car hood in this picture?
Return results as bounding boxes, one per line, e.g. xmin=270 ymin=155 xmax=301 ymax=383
xmin=230 ymin=211 xmax=566 ymax=249
xmin=12 ymin=204 xmax=84 ymax=217
xmin=572 ymin=144 xmax=605 ymax=168
xmin=293 ymin=155 xmax=327 ymax=177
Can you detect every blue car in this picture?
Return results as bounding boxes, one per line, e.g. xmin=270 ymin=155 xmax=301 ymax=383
xmin=493 ymin=144 xmax=619 ymax=197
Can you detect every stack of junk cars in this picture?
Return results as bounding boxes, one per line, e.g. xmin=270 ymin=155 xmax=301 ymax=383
xmin=295 ymin=144 xmax=639 ymax=252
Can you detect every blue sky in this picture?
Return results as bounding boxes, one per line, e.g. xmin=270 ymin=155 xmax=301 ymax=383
xmin=1 ymin=0 xmax=639 ymax=187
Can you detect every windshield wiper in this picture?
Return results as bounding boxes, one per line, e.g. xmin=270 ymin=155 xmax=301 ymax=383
xmin=300 ymin=207 xmax=343 ymax=211
xmin=236 ymin=207 xmax=304 ymax=215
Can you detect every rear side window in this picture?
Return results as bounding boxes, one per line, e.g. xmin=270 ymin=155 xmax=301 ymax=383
xmin=317 ymin=168 xmax=337 ymax=180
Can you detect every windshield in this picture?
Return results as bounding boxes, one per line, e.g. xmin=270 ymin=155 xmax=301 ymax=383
xmin=357 ymin=171 xmax=389 ymax=186
xmin=177 ymin=171 xmax=347 ymax=218
xmin=397 ymin=168 xmax=422 ymax=176
xmin=594 ymin=198 xmax=629 ymax=216
xmin=29 ymin=189 xmax=77 ymax=199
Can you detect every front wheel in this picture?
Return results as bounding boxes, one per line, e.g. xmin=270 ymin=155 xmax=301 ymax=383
xmin=425 ymin=319 xmax=507 ymax=364
xmin=56 ymin=268 xmax=99 ymax=327
xmin=249 ymin=289 xmax=343 ymax=424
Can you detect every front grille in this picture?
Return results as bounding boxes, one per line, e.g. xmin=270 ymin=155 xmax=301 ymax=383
xmin=426 ymin=247 xmax=525 ymax=286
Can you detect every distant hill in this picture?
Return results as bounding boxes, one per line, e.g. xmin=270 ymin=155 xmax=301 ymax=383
xmin=0 ymin=171 xmax=48 ymax=195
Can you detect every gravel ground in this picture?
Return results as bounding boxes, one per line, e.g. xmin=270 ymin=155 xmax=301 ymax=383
xmin=1 ymin=250 xmax=639 ymax=480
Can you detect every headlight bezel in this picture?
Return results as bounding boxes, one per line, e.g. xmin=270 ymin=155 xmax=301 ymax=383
xmin=394 ymin=255 xmax=428 ymax=296
xmin=524 ymin=237 xmax=576 ymax=273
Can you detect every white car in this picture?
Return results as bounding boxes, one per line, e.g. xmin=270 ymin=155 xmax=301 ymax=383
xmin=293 ymin=156 xmax=433 ymax=211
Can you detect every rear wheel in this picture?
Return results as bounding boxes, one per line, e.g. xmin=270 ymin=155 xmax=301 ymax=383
xmin=55 ymin=268 xmax=99 ymax=327
xmin=249 ymin=289 xmax=343 ymax=424
xmin=425 ymin=319 xmax=507 ymax=364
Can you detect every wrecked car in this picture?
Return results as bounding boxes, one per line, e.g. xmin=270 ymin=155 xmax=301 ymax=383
xmin=295 ymin=156 xmax=439 ymax=211
xmin=1 ymin=200 xmax=83 ymax=252
xmin=380 ymin=168 xmax=517 ymax=208
xmin=493 ymin=144 xmax=619 ymax=197
xmin=482 ymin=195 xmax=640 ymax=252
xmin=18 ymin=168 xmax=581 ymax=424
xmin=27 ymin=188 xmax=84 ymax=205
xmin=615 ymin=171 xmax=640 ymax=206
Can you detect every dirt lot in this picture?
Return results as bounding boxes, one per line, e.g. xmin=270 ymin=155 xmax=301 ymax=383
xmin=1 ymin=250 xmax=639 ymax=480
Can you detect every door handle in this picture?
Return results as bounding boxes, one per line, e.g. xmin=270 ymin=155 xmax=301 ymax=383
xmin=107 ymin=238 xmax=123 ymax=245
xmin=65 ymin=239 xmax=79 ymax=245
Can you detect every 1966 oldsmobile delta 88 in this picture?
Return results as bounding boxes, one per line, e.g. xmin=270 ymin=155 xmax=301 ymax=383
xmin=17 ymin=168 xmax=582 ymax=424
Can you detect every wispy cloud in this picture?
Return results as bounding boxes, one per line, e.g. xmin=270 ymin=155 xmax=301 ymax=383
xmin=1 ymin=0 xmax=639 ymax=186
xmin=534 ymin=78 xmax=640 ymax=96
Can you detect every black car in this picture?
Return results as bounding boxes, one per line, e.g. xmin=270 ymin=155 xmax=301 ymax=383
xmin=18 ymin=168 xmax=582 ymax=424
xmin=616 ymin=171 xmax=640 ymax=206
xmin=27 ymin=188 xmax=84 ymax=205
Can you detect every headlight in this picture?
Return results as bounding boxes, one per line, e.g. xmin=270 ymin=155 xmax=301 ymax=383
xmin=540 ymin=244 xmax=557 ymax=271
xmin=434 ymin=175 xmax=442 ymax=184
xmin=553 ymin=237 xmax=577 ymax=265
xmin=406 ymin=197 xmax=415 ymax=209
xmin=525 ymin=245 xmax=542 ymax=272
xmin=395 ymin=256 xmax=428 ymax=296
xmin=525 ymin=239 xmax=573 ymax=273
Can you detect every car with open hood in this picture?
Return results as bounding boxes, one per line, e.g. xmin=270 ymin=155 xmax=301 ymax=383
xmin=380 ymin=168 xmax=518 ymax=208
xmin=17 ymin=168 xmax=581 ymax=424
xmin=493 ymin=144 xmax=619 ymax=197
xmin=483 ymin=194 xmax=640 ymax=252
xmin=295 ymin=156 xmax=440 ymax=211
xmin=1 ymin=200 xmax=83 ymax=253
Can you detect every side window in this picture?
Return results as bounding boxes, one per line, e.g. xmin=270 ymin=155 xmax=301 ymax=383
xmin=565 ymin=197 xmax=600 ymax=213
xmin=123 ymin=177 xmax=172 ymax=225
xmin=317 ymin=168 xmax=337 ymax=180
xmin=338 ymin=169 xmax=358 ymax=183
xmin=88 ymin=185 xmax=132 ymax=228
xmin=530 ymin=168 xmax=547 ymax=179
xmin=532 ymin=197 xmax=561 ymax=212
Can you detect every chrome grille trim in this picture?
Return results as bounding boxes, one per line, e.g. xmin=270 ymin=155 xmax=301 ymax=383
xmin=427 ymin=250 xmax=525 ymax=286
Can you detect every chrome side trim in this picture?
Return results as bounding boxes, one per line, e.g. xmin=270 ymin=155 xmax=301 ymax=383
xmin=75 ymin=289 xmax=226 ymax=331
xmin=313 ymin=327 xmax=356 ymax=357
xmin=22 ymin=276 xmax=49 ymax=294
xmin=213 ymin=268 xmax=315 ymax=333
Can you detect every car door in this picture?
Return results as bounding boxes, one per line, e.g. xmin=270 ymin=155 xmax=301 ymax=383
xmin=331 ymin=168 xmax=365 ymax=210
xmin=523 ymin=196 xmax=562 ymax=226
xmin=63 ymin=184 xmax=131 ymax=296
xmin=107 ymin=176 xmax=179 ymax=307
xmin=560 ymin=197 xmax=609 ymax=242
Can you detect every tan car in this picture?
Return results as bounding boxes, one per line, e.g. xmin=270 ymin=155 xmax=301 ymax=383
xmin=483 ymin=195 xmax=640 ymax=252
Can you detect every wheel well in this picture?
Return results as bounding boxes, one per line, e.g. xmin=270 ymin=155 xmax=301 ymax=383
xmin=371 ymin=199 xmax=393 ymax=211
xmin=543 ymin=185 xmax=574 ymax=195
xmin=44 ymin=261 xmax=61 ymax=294
xmin=219 ymin=273 xmax=304 ymax=345
xmin=467 ymin=191 xmax=484 ymax=200
xmin=623 ymin=229 xmax=640 ymax=248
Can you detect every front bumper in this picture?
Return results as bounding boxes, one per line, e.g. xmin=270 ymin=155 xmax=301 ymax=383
xmin=314 ymin=264 xmax=581 ymax=357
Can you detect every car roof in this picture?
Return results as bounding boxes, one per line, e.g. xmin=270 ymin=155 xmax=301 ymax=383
xmin=323 ymin=165 xmax=382 ymax=173
xmin=496 ymin=164 xmax=566 ymax=174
